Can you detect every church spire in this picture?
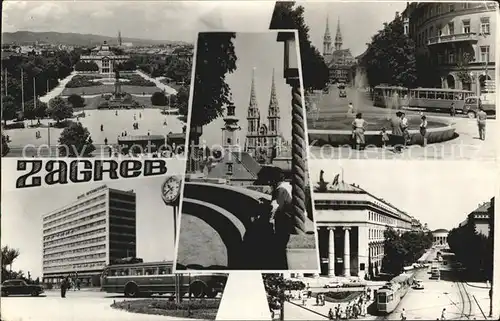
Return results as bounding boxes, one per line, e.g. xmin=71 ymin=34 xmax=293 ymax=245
xmin=248 ymin=67 xmax=258 ymax=113
xmin=268 ymin=69 xmax=279 ymax=117
xmin=118 ymin=30 xmax=122 ymax=46
xmin=335 ymin=17 xmax=343 ymax=51
xmin=323 ymin=15 xmax=332 ymax=56
xmin=247 ymin=67 xmax=260 ymax=135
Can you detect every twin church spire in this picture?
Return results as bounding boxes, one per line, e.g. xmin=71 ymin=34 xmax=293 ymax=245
xmin=247 ymin=67 xmax=280 ymax=135
xmin=323 ymin=15 xmax=343 ymax=55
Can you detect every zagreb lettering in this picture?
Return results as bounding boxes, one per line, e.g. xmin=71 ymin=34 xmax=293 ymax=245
xmin=16 ymin=159 xmax=168 ymax=189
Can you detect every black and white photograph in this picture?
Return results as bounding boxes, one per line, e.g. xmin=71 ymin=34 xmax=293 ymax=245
xmin=1 ymin=173 xmax=229 ymax=321
xmin=0 ymin=1 xmax=216 ymax=158
xmin=266 ymin=1 xmax=498 ymax=160
xmin=262 ymin=160 xmax=497 ymax=320
xmin=175 ymin=30 xmax=319 ymax=271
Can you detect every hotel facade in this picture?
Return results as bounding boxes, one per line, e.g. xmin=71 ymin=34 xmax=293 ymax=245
xmin=313 ymin=180 xmax=412 ymax=280
xmin=42 ymin=185 xmax=136 ymax=286
xmin=80 ymin=41 xmax=130 ymax=74
xmin=403 ymin=2 xmax=497 ymax=96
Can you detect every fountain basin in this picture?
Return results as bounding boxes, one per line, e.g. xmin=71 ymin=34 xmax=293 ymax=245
xmin=307 ymin=114 xmax=457 ymax=147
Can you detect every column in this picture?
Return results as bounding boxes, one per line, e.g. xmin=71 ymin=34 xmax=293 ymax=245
xmin=328 ymin=227 xmax=336 ymax=277
xmin=343 ymin=227 xmax=351 ymax=277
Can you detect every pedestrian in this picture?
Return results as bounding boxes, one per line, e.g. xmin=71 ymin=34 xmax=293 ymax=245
xmin=60 ymin=277 xmax=68 ymax=298
xmin=351 ymin=112 xmax=366 ymax=150
xmin=420 ymin=115 xmax=428 ymax=147
xmin=380 ymin=127 xmax=389 ymax=149
xmin=391 ymin=111 xmax=404 ymax=153
xmin=441 ymin=308 xmax=446 ymax=320
xmin=269 ymin=168 xmax=293 ymax=269
xmin=104 ymin=137 xmax=108 ymax=145
xmin=477 ymin=106 xmax=487 ymax=140
xmin=328 ymin=308 xmax=334 ymax=320
xmin=316 ymin=294 xmax=320 ymax=306
xmin=401 ymin=112 xmax=410 ymax=148
xmin=450 ymin=102 xmax=456 ymax=117
xmin=347 ymin=102 xmax=354 ymax=118
xmin=100 ymin=124 xmax=104 ymax=131
xmin=401 ymin=308 xmax=407 ymax=320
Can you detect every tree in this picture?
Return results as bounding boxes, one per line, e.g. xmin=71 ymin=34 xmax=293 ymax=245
xmin=1 ymin=95 xmax=19 ymax=125
xmin=2 ymin=132 xmax=10 ymax=156
xmin=74 ymin=61 xmax=99 ymax=72
xmin=67 ymin=94 xmax=85 ymax=108
xmin=165 ymin=56 xmax=192 ymax=84
xmin=1 ymin=246 xmax=20 ymax=272
xmin=174 ymin=86 xmax=190 ymax=115
xmin=151 ymin=91 xmax=168 ymax=106
xmin=48 ymin=96 xmax=73 ymax=123
xmin=58 ymin=122 xmax=96 ymax=157
xmin=361 ymin=16 xmax=417 ymax=88
xmin=382 ymin=227 xmax=408 ymax=275
xmin=269 ymin=2 xmax=329 ymax=91
xmin=189 ymin=32 xmax=237 ymax=131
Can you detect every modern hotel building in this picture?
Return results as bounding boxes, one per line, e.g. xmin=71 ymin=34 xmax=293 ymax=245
xmin=42 ymin=185 xmax=136 ymax=285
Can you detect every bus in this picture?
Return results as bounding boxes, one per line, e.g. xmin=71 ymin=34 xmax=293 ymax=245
xmin=100 ymin=261 xmax=227 ymax=298
xmin=372 ymin=85 xmax=474 ymax=113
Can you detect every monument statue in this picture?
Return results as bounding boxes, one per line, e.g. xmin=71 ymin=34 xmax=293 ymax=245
xmin=317 ymin=169 xmax=328 ymax=192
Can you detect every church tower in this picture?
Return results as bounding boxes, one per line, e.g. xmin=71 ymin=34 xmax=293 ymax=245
xmin=118 ymin=30 xmax=122 ymax=46
xmin=334 ymin=17 xmax=343 ymax=51
xmin=222 ymin=93 xmax=241 ymax=152
xmin=323 ymin=15 xmax=332 ymax=56
xmin=267 ymin=69 xmax=280 ymax=136
xmin=245 ymin=68 xmax=260 ymax=157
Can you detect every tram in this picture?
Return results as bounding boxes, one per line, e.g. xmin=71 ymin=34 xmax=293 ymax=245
xmin=376 ymin=273 xmax=414 ymax=314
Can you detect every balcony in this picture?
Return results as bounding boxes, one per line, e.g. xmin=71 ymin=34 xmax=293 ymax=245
xmin=428 ymin=32 xmax=478 ymax=46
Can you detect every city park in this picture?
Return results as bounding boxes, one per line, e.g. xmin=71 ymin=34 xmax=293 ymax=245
xmin=1 ymin=46 xmax=189 ymax=157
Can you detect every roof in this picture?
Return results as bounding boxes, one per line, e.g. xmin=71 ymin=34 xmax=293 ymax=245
xmin=432 ymin=229 xmax=449 ymax=234
xmin=471 ymin=201 xmax=491 ymax=214
xmin=118 ymin=135 xmax=165 ymax=142
xmin=207 ymin=151 xmax=262 ymax=181
xmin=314 ymin=181 xmax=365 ymax=193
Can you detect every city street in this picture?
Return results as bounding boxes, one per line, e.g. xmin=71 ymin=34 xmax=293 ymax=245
xmin=307 ymin=87 xmax=497 ymax=160
xmin=1 ymin=290 xmax=202 ymax=321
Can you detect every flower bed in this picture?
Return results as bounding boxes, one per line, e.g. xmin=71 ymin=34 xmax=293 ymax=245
xmin=66 ymin=75 xmax=101 ymax=88
xmin=318 ymin=291 xmax=363 ymax=303
xmin=111 ymin=298 xmax=220 ymax=320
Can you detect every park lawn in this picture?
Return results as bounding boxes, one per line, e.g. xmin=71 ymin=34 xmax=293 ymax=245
xmin=62 ymin=85 xmax=162 ymax=96
xmin=80 ymin=96 xmax=165 ymax=110
xmin=111 ymin=298 xmax=220 ymax=320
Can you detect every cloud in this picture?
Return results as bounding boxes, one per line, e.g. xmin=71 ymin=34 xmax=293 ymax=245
xmin=90 ymin=9 xmax=114 ymax=19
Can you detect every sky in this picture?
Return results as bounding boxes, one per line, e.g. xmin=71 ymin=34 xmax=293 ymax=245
xmin=1 ymin=175 xmax=176 ymax=279
xmin=308 ymin=160 xmax=498 ymax=231
xmin=1 ymin=1 xmax=275 ymax=43
xmin=301 ymin=1 xmax=407 ymax=57
xmin=199 ymin=31 xmax=295 ymax=148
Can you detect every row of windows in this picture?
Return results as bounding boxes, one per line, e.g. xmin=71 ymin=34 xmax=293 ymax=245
xmin=105 ymin=266 xmax=172 ymax=277
xmin=45 ymin=236 xmax=106 ymax=253
xmin=416 ymin=3 xmax=485 ymax=26
xmin=44 ymin=228 xmax=106 ymax=247
xmin=44 ymin=244 xmax=106 ymax=260
xmin=44 ymin=220 xmax=106 ymax=241
xmin=44 ymin=205 xmax=106 ymax=234
xmin=109 ymin=192 xmax=136 ymax=203
xmin=43 ymin=260 xmax=106 ymax=272
xmin=44 ymin=194 xmax=106 ymax=223
xmin=416 ymin=17 xmax=491 ymax=49
xmin=44 ymin=252 xmax=106 ymax=266
xmin=369 ymin=211 xmax=396 ymax=226
xmin=369 ymin=228 xmax=384 ymax=240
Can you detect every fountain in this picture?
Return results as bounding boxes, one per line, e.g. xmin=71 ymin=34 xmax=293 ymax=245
xmin=307 ymin=68 xmax=457 ymax=147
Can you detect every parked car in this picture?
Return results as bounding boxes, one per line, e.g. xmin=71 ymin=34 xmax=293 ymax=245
xmin=324 ymin=280 xmax=343 ymax=288
xmin=1 ymin=279 xmax=44 ymax=297
xmin=463 ymin=96 xmax=496 ymax=118
xmin=412 ymin=282 xmax=424 ymax=290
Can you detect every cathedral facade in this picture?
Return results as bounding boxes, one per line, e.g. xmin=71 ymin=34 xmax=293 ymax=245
xmin=245 ymin=69 xmax=283 ymax=164
xmin=323 ymin=17 xmax=356 ymax=84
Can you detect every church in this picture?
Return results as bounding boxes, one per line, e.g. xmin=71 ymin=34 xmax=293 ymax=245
xmin=323 ymin=17 xmax=356 ymax=84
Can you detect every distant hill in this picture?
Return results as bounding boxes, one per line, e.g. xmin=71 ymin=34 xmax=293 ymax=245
xmin=2 ymin=31 xmax=189 ymax=47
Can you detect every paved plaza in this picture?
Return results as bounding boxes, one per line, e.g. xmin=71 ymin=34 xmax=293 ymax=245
xmin=307 ymin=87 xmax=497 ymax=160
xmin=0 ymin=290 xmax=192 ymax=321
xmin=5 ymin=109 xmax=184 ymax=148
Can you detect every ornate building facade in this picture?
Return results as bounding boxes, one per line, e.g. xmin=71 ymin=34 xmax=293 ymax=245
xmin=323 ymin=17 xmax=356 ymax=84
xmin=245 ymin=68 xmax=283 ymax=164
xmin=80 ymin=41 xmax=130 ymax=74
xmin=402 ymin=2 xmax=496 ymax=99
